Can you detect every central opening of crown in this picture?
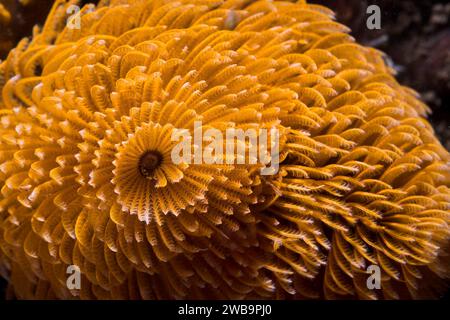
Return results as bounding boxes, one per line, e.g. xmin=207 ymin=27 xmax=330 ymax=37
xmin=138 ymin=150 xmax=163 ymax=178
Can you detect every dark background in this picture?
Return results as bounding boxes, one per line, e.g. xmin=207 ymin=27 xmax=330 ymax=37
xmin=310 ymin=0 xmax=450 ymax=151
xmin=0 ymin=0 xmax=448 ymax=300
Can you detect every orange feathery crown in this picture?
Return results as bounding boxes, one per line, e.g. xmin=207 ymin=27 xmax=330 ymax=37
xmin=0 ymin=0 xmax=449 ymax=299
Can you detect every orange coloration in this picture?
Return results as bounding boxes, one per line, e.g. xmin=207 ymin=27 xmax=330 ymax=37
xmin=0 ymin=0 xmax=449 ymax=299
xmin=0 ymin=4 xmax=11 ymax=25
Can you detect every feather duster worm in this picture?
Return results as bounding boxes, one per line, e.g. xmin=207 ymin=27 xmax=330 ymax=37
xmin=0 ymin=0 xmax=449 ymax=300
